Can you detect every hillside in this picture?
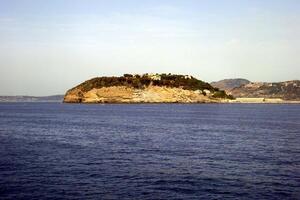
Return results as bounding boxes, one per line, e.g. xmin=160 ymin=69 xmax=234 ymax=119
xmin=63 ymin=74 xmax=233 ymax=103
xmin=211 ymin=79 xmax=250 ymax=91
xmin=229 ymin=80 xmax=300 ymax=100
xmin=0 ymin=95 xmax=64 ymax=102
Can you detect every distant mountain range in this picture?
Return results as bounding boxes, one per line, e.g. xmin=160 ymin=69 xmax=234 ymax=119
xmin=0 ymin=95 xmax=64 ymax=102
xmin=211 ymin=79 xmax=300 ymax=100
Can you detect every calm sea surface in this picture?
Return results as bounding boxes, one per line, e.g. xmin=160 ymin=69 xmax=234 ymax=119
xmin=0 ymin=103 xmax=299 ymax=200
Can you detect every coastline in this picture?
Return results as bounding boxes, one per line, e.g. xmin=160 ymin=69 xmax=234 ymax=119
xmin=224 ymin=98 xmax=300 ymax=104
xmin=62 ymin=99 xmax=300 ymax=104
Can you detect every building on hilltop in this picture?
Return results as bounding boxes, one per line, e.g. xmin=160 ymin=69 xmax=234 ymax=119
xmin=148 ymin=73 xmax=161 ymax=81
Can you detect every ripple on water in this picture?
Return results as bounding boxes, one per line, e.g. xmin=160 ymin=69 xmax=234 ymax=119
xmin=0 ymin=103 xmax=299 ymax=199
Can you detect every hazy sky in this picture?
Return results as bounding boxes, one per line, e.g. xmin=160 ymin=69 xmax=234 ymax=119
xmin=0 ymin=0 xmax=299 ymax=95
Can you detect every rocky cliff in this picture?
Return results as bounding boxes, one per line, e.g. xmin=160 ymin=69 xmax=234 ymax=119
xmin=63 ymin=74 xmax=233 ymax=103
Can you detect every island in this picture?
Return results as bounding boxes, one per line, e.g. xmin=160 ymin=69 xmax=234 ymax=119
xmin=63 ymin=73 xmax=233 ymax=103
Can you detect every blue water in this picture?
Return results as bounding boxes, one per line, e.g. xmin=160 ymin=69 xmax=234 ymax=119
xmin=0 ymin=103 xmax=299 ymax=200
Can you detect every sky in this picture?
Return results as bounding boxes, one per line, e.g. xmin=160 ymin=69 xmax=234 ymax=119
xmin=0 ymin=0 xmax=299 ymax=96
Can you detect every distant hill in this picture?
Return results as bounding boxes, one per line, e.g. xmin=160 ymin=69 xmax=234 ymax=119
xmin=211 ymin=79 xmax=300 ymax=101
xmin=0 ymin=95 xmax=64 ymax=102
xmin=229 ymin=80 xmax=300 ymax=100
xmin=211 ymin=79 xmax=250 ymax=91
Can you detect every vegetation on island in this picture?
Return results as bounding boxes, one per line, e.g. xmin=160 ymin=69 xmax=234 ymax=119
xmin=72 ymin=73 xmax=234 ymax=99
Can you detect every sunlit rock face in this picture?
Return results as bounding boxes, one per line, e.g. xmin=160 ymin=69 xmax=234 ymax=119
xmin=64 ymin=86 xmax=219 ymax=103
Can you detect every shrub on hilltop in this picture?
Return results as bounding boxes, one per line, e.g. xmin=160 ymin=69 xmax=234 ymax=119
xmin=212 ymin=90 xmax=235 ymax=99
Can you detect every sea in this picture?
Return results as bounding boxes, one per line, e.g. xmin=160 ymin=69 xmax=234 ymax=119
xmin=0 ymin=103 xmax=299 ymax=200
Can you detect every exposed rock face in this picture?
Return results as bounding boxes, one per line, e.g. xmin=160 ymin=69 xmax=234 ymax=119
xmin=64 ymin=86 xmax=219 ymax=103
xmin=211 ymin=79 xmax=250 ymax=91
xmin=63 ymin=74 xmax=230 ymax=103
xmin=229 ymin=80 xmax=300 ymax=100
